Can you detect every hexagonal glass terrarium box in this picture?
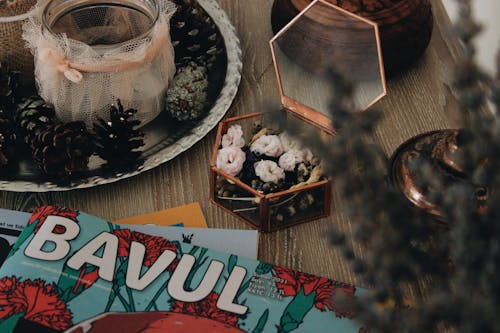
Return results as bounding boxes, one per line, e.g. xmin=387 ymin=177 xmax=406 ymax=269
xmin=210 ymin=0 xmax=386 ymax=232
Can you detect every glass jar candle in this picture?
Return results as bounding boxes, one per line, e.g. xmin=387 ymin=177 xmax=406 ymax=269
xmin=24 ymin=0 xmax=176 ymax=126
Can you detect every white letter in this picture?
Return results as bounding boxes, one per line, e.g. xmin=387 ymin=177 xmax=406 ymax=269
xmin=217 ymin=266 xmax=248 ymax=314
xmin=168 ymin=256 xmax=223 ymax=302
xmin=25 ymin=216 xmax=80 ymax=261
xmin=126 ymin=241 xmax=177 ymax=291
xmin=67 ymin=232 xmax=118 ymax=282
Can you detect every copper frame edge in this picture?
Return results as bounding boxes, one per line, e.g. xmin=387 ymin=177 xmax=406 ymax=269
xmin=281 ymin=96 xmax=335 ymax=134
xmin=324 ymin=180 xmax=332 ymax=216
xmin=223 ymin=112 xmax=264 ymax=123
xmin=269 ymin=212 xmax=330 ymax=233
xmin=371 ymin=23 xmax=387 ymax=105
xmin=210 ymin=168 xmax=215 ymax=201
xmin=211 ymin=122 xmax=225 ymax=167
xmin=269 ymin=0 xmax=387 ymax=118
xmin=210 ymin=190 xmax=331 ymax=233
xmin=212 ymin=167 xmax=264 ymax=198
xmin=266 ymin=179 xmax=330 ymax=199
xmin=260 ymin=197 xmax=270 ymax=232
xmin=209 ymin=198 xmax=263 ymax=230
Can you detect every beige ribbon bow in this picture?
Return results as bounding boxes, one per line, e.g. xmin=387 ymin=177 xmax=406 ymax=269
xmin=37 ymin=27 xmax=170 ymax=84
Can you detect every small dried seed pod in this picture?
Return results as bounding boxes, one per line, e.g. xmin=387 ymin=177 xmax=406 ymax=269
xmin=250 ymin=128 xmax=267 ymax=144
xmin=297 ymin=163 xmax=310 ymax=182
xmin=216 ymin=177 xmax=226 ymax=187
xmin=267 ymin=128 xmax=281 ymax=135
xmin=299 ymin=198 xmax=309 ymax=211
xmin=262 ymin=182 xmax=273 ymax=193
xmin=251 ymin=179 xmax=262 ymax=189
xmin=275 ymin=213 xmax=284 ymax=223
xmin=305 ymin=193 xmax=315 ymax=205
xmin=286 ymin=205 xmax=297 ymax=217
xmin=252 ymin=120 xmax=263 ymax=134
xmin=227 ymin=184 xmax=238 ymax=192
xmin=310 ymin=156 xmax=321 ymax=166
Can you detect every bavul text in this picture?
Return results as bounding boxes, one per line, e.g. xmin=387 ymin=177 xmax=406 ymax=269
xmin=24 ymin=216 xmax=249 ymax=315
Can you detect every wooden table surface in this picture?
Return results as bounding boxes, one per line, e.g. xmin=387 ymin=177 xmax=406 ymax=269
xmin=0 ymin=0 xmax=461 ymax=286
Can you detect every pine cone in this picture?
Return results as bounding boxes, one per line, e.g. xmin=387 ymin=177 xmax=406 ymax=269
xmin=0 ymin=111 xmax=16 ymax=168
xmin=16 ymin=95 xmax=56 ymax=145
xmin=94 ymin=100 xmax=145 ymax=169
xmin=0 ymin=63 xmax=21 ymax=116
xmin=166 ymin=62 xmax=209 ymax=121
xmin=171 ymin=0 xmax=224 ymax=69
xmin=32 ymin=122 xmax=94 ymax=178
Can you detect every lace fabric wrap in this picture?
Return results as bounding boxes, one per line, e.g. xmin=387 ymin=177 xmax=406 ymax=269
xmin=23 ymin=0 xmax=177 ymax=126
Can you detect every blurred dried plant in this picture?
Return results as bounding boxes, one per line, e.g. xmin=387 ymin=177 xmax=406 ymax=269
xmin=273 ymin=0 xmax=500 ymax=331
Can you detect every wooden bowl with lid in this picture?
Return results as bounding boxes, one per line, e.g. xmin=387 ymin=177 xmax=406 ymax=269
xmin=271 ymin=0 xmax=433 ymax=76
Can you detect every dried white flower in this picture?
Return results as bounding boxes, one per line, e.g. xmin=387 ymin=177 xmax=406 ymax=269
xmin=302 ymin=148 xmax=315 ymax=163
xmin=279 ymin=132 xmax=302 ymax=152
xmin=221 ymin=124 xmax=245 ymax=148
xmin=289 ymin=149 xmax=305 ymax=163
xmin=279 ymin=150 xmax=303 ymax=171
xmin=216 ymin=147 xmax=246 ymax=176
xmin=254 ymin=160 xmax=285 ymax=184
xmin=250 ymin=135 xmax=283 ymax=157
xmin=279 ymin=153 xmax=296 ymax=172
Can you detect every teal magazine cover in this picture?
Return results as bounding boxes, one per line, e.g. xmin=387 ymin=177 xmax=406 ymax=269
xmin=0 ymin=208 xmax=259 ymax=260
xmin=0 ymin=206 xmax=367 ymax=333
xmin=0 ymin=209 xmax=30 ymax=266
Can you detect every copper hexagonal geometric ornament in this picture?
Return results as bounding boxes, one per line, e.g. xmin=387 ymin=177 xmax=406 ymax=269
xmin=270 ymin=0 xmax=386 ymax=133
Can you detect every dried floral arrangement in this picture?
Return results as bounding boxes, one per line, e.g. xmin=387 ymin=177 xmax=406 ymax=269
xmin=273 ymin=0 xmax=500 ymax=331
xmin=212 ymin=118 xmax=329 ymax=231
xmin=216 ymin=124 xmax=323 ymax=192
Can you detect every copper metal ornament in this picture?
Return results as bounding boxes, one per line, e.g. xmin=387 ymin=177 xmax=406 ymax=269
xmin=269 ymin=0 xmax=386 ymax=133
xmin=271 ymin=0 xmax=433 ymax=76
xmin=389 ymin=129 xmax=488 ymax=223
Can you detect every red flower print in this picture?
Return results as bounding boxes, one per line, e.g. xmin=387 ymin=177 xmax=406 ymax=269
xmin=112 ymin=230 xmax=179 ymax=270
xmin=0 ymin=276 xmax=24 ymax=318
xmin=273 ymin=267 xmax=356 ymax=316
xmin=131 ymin=232 xmax=179 ymax=269
xmin=170 ymin=291 xmax=240 ymax=327
xmin=0 ymin=276 xmax=73 ymax=330
xmin=73 ymin=230 xmax=180 ymax=293
xmin=29 ymin=206 xmax=78 ymax=234
xmin=72 ymin=265 xmax=100 ymax=294
xmin=112 ymin=229 xmax=133 ymax=257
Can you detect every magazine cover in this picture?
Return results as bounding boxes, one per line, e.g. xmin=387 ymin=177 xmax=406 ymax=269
xmin=0 ymin=209 xmax=30 ymax=266
xmin=0 ymin=208 xmax=258 ymax=263
xmin=0 ymin=206 xmax=366 ymax=333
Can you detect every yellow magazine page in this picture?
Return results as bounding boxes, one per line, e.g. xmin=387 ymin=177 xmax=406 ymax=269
xmin=116 ymin=203 xmax=207 ymax=228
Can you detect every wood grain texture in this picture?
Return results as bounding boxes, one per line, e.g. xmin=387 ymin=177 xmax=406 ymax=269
xmin=0 ymin=0 xmax=462 ymax=285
